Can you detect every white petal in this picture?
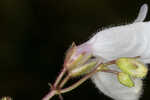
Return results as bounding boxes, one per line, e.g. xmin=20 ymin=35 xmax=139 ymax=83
xmin=134 ymin=4 xmax=148 ymax=22
xmin=88 ymin=22 xmax=150 ymax=63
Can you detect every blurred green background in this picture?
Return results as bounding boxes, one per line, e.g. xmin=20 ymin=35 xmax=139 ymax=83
xmin=0 ymin=0 xmax=150 ymax=100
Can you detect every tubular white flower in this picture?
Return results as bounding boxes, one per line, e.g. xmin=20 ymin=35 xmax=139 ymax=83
xmin=85 ymin=4 xmax=149 ymax=100
xmin=88 ymin=4 xmax=150 ymax=63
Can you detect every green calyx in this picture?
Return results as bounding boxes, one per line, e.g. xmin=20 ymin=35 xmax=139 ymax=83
xmin=66 ymin=54 xmax=84 ymax=71
xmin=69 ymin=61 xmax=97 ymax=77
xmin=97 ymin=64 xmax=109 ymax=71
xmin=64 ymin=42 xmax=94 ymax=73
xmin=63 ymin=42 xmax=98 ymax=77
xmin=116 ymin=57 xmax=148 ymax=78
xmin=117 ymin=72 xmax=134 ymax=87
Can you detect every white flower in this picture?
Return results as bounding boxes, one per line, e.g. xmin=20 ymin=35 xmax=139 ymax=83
xmin=88 ymin=4 xmax=149 ymax=63
xmin=85 ymin=4 xmax=149 ymax=100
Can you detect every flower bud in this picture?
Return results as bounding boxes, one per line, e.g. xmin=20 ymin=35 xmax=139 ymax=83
xmin=117 ymin=72 xmax=134 ymax=87
xmin=64 ymin=42 xmax=95 ymax=73
xmin=69 ymin=61 xmax=97 ymax=77
xmin=66 ymin=54 xmax=84 ymax=71
xmin=116 ymin=57 xmax=148 ymax=78
xmin=64 ymin=42 xmax=84 ymax=70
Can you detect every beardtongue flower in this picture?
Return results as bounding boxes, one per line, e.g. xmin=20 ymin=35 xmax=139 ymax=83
xmin=87 ymin=4 xmax=150 ymax=63
xmin=42 ymin=4 xmax=150 ymax=100
xmin=75 ymin=4 xmax=149 ymax=100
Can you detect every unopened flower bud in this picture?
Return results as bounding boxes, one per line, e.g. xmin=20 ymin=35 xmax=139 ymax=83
xmin=116 ymin=57 xmax=148 ymax=78
xmin=117 ymin=72 xmax=134 ymax=87
xmin=66 ymin=53 xmax=84 ymax=71
xmin=64 ymin=42 xmax=95 ymax=74
xmin=69 ymin=61 xmax=97 ymax=77
xmin=64 ymin=42 xmax=84 ymax=70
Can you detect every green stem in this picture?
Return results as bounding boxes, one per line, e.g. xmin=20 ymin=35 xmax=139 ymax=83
xmin=42 ymin=60 xmax=117 ymax=100
xmin=104 ymin=60 xmax=116 ymax=66
xmin=59 ymin=75 xmax=71 ymax=88
xmin=42 ymin=90 xmax=56 ymax=100
xmin=54 ymin=67 xmax=67 ymax=87
xmin=101 ymin=69 xmax=119 ymax=74
xmin=60 ymin=66 xmax=99 ymax=93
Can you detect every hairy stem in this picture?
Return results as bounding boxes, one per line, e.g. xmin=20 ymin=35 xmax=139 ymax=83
xmin=101 ymin=69 xmax=119 ymax=74
xmin=42 ymin=90 xmax=56 ymax=100
xmin=59 ymin=75 xmax=71 ymax=88
xmin=54 ymin=67 xmax=67 ymax=87
xmin=60 ymin=65 xmax=100 ymax=93
xmin=42 ymin=60 xmax=117 ymax=100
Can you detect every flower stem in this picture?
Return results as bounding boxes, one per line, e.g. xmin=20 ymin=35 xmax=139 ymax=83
xmin=60 ymin=65 xmax=100 ymax=93
xmin=59 ymin=75 xmax=71 ymax=88
xmin=42 ymin=90 xmax=56 ymax=100
xmin=101 ymin=69 xmax=119 ymax=74
xmin=104 ymin=60 xmax=116 ymax=66
xmin=54 ymin=67 xmax=67 ymax=87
